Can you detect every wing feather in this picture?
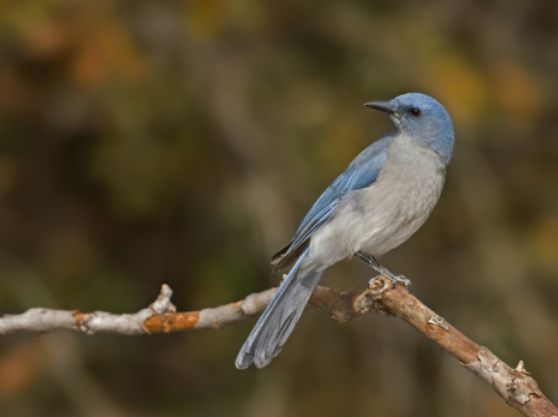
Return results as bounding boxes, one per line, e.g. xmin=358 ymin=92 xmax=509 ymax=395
xmin=272 ymin=135 xmax=393 ymax=270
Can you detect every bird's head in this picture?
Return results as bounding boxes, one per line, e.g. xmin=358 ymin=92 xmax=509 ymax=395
xmin=365 ymin=93 xmax=455 ymax=164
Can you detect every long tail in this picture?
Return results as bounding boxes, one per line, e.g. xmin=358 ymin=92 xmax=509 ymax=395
xmin=235 ymin=250 xmax=322 ymax=369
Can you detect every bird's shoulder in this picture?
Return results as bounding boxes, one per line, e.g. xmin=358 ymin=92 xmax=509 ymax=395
xmin=306 ymin=133 xmax=396 ymax=223
xmin=339 ymin=134 xmax=394 ymax=184
xmin=347 ymin=133 xmax=394 ymax=168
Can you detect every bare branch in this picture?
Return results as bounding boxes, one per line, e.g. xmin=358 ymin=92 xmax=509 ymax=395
xmin=0 ymin=284 xmax=176 ymax=336
xmin=0 ymin=277 xmax=556 ymax=417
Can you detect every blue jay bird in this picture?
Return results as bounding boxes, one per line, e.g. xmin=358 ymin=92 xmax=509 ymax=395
xmin=236 ymin=92 xmax=454 ymax=369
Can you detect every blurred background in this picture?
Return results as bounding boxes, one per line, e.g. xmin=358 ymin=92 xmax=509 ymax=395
xmin=1 ymin=1 xmax=558 ymax=416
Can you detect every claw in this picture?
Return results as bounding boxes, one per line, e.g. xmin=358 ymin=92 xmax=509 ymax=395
xmin=356 ymin=251 xmax=412 ymax=288
xmin=386 ymin=273 xmax=411 ymax=288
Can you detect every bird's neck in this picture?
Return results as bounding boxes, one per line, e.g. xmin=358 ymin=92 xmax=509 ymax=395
xmin=393 ymin=132 xmax=451 ymax=166
xmin=389 ymin=133 xmax=446 ymax=167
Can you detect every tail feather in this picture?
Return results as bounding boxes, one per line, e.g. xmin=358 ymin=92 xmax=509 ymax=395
xmin=235 ymin=251 xmax=322 ymax=369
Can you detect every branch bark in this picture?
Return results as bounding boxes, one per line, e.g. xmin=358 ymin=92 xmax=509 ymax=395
xmin=0 ymin=277 xmax=556 ymax=417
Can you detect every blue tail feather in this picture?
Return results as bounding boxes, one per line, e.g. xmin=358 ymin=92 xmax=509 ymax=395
xmin=235 ymin=250 xmax=322 ymax=369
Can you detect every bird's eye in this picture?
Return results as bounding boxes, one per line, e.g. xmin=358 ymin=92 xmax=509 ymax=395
xmin=410 ymin=107 xmax=421 ymax=116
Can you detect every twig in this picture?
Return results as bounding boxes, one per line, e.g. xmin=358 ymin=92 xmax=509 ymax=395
xmin=0 ymin=277 xmax=556 ymax=417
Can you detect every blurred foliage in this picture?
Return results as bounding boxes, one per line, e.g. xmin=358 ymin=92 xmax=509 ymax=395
xmin=1 ymin=0 xmax=558 ymax=416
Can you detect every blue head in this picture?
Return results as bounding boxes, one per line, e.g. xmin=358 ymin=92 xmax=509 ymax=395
xmin=365 ymin=93 xmax=455 ymax=164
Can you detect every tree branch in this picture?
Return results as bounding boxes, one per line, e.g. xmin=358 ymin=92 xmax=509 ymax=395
xmin=0 ymin=277 xmax=556 ymax=417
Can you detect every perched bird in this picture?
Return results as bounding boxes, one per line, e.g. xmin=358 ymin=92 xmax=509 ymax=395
xmin=236 ymin=92 xmax=455 ymax=369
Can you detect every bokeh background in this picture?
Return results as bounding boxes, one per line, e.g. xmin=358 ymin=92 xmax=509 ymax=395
xmin=1 ymin=1 xmax=558 ymax=416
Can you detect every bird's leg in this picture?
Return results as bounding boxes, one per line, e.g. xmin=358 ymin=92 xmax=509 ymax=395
xmin=356 ymin=252 xmax=411 ymax=287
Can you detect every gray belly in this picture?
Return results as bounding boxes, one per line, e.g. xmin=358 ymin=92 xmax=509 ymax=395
xmin=355 ymin=170 xmax=444 ymax=256
xmin=306 ymin=141 xmax=446 ymax=270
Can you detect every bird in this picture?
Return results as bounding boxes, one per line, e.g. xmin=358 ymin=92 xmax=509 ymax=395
xmin=235 ymin=92 xmax=455 ymax=369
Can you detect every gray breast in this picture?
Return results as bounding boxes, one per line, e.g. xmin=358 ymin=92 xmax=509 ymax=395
xmin=353 ymin=136 xmax=446 ymax=256
xmin=306 ymin=135 xmax=446 ymax=269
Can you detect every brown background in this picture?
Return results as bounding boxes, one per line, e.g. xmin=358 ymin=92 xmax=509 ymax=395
xmin=1 ymin=1 xmax=558 ymax=416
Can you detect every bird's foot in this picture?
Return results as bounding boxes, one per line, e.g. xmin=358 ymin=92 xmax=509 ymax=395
xmin=356 ymin=252 xmax=412 ymax=288
xmin=377 ymin=267 xmax=412 ymax=288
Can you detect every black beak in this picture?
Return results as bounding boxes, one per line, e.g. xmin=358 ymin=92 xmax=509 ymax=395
xmin=364 ymin=100 xmax=396 ymax=115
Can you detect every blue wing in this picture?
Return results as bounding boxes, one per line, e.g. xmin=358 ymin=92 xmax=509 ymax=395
xmin=272 ymin=135 xmax=394 ymax=269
